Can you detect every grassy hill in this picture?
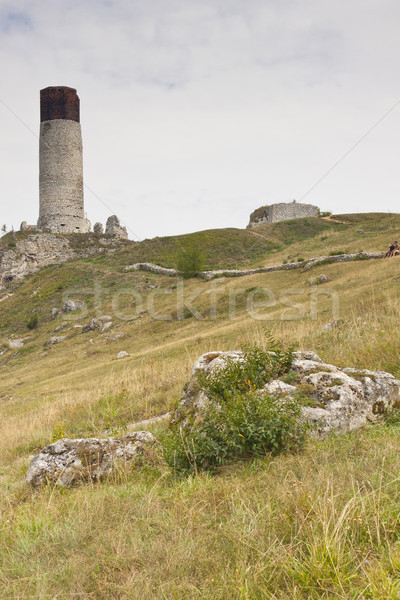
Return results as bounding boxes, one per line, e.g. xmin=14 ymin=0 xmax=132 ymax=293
xmin=1 ymin=212 xmax=400 ymax=598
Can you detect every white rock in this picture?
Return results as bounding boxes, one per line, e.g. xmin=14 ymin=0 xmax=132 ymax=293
xmin=117 ymin=351 xmax=129 ymax=359
xmin=321 ymin=321 xmax=340 ymax=332
xmin=62 ymin=300 xmax=83 ymax=313
xmin=173 ymin=350 xmax=400 ymax=438
xmin=26 ymin=432 xmax=158 ymax=487
xmin=46 ymin=336 xmax=66 ymax=346
xmin=8 ymin=338 xmax=24 ymax=349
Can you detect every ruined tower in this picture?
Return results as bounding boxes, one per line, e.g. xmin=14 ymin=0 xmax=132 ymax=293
xmin=38 ymin=86 xmax=91 ymax=233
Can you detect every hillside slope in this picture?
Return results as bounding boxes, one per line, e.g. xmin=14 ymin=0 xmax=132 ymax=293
xmin=1 ymin=212 xmax=400 ymax=598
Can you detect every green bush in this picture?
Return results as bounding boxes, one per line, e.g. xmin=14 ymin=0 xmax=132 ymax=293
xmin=197 ymin=339 xmax=294 ymax=401
xmin=176 ymin=247 xmax=205 ymax=279
xmin=164 ymin=391 xmax=307 ymax=473
xmin=26 ymin=314 xmax=38 ymax=330
xmin=163 ymin=338 xmax=308 ymax=473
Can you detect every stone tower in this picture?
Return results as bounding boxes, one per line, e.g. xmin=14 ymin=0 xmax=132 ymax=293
xmin=38 ymin=86 xmax=91 ymax=233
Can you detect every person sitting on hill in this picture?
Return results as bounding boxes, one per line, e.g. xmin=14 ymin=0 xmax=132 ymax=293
xmin=384 ymin=241 xmax=400 ymax=258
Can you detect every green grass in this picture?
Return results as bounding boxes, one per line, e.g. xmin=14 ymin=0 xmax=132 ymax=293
xmin=1 ymin=212 xmax=400 ymax=597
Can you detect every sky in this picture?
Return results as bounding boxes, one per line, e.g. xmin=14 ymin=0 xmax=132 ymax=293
xmin=0 ymin=0 xmax=399 ymax=241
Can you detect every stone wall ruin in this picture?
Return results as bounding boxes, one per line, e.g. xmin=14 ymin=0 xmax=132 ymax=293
xmin=247 ymin=201 xmax=319 ymax=228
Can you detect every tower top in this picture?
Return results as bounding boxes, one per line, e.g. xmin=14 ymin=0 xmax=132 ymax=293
xmin=40 ymin=86 xmax=80 ymax=123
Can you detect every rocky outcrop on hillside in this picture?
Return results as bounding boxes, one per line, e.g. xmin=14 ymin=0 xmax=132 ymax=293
xmin=0 ymin=233 xmax=121 ymax=283
xmin=173 ymin=351 xmax=400 ymax=437
xmin=26 ymin=431 xmax=158 ymax=487
xmin=105 ymin=215 xmax=128 ymax=239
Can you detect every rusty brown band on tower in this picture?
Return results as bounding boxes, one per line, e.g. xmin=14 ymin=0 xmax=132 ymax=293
xmin=40 ymin=86 xmax=80 ymax=123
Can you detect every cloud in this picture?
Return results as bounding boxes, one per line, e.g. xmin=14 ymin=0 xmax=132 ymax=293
xmin=1 ymin=0 xmax=400 ymax=239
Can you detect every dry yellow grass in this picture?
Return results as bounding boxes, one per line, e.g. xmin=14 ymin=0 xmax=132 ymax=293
xmin=1 ymin=216 xmax=400 ymax=598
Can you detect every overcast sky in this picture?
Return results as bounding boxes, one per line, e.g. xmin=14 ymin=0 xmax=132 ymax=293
xmin=0 ymin=0 xmax=399 ymax=240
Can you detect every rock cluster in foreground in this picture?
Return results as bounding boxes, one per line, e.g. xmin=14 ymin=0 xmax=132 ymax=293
xmin=27 ymin=351 xmax=400 ymax=487
xmin=173 ymin=351 xmax=400 ymax=437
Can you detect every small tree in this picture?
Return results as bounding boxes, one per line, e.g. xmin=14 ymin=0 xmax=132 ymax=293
xmin=176 ymin=247 xmax=205 ymax=279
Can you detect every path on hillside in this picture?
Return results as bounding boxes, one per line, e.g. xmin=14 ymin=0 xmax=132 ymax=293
xmin=124 ymin=250 xmax=386 ymax=280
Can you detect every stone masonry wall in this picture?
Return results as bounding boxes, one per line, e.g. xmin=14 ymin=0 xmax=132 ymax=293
xmin=247 ymin=202 xmax=319 ymax=228
xmin=38 ymin=119 xmax=91 ymax=234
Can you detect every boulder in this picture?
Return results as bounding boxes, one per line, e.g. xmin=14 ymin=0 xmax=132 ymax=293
xmin=46 ymin=336 xmax=66 ymax=346
xmin=314 ymin=274 xmax=330 ymax=285
xmin=8 ymin=338 xmax=25 ymax=349
xmin=105 ymin=215 xmax=128 ymax=239
xmin=82 ymin=315 xmax=112 ymax=333
xmin=117 ymin=351 xmax=129 ymax=359
xmin=321 ymin=320 xmax=341 ymax=332
xmin=173 ymin=351 xmax=400 ymax=437
xmin=26 ymin=431 xmax=158 ymax=487
xmin=93 ymin=222 xmax=104 ymax=235
xmin=62 ymin=299 xmax=84 ymax=313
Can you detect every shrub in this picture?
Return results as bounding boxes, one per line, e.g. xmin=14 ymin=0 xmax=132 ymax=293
xmin=176 ymin=247 xmax=204 ymax=279
xmin=197 ymin=339 xmax=294 ymax=401
xmin=163 ymin=337 xmax=308 ymax=473
xmin=26 ymin=314 xmax=38 ymax=330
xmin=164 ymin=390 xmax=307 ymax=473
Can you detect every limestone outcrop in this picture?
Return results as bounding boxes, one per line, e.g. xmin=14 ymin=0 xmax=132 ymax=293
xmin=105 ymin=215 xmax=128 ymax=239
xmin=0 ymin=234 xmax=74 ymax=282
xmin=173 ymin=351 xmax=400 ymax=437
xmin=93 ymin=222 xmax=104 ymax=234
xmin=0 ymin=233 xmax=123 ymax=283
xmin=26 ymin=431 xmax=158 ymax=487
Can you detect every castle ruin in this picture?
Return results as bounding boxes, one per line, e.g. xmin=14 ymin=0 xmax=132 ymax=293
xmin=37 ymin=86 xmax=91 ymax=234
xmin=247 ymin=201 xmax=319 ymax=228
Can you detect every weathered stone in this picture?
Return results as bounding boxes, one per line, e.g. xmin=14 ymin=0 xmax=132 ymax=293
xmin=26 ymin=431 xmax=158 ymax=487
xmin=117 ymin=351 xmax=129 ymax=359
xmin=247 ymin=201 xmax=319 ymax=228
xmin=8 ymin=338 xmax=24 ymax=349
xmin=173 ymin=351 xmax=400 ymax=438
xmin=321 ymin=320 xmax=340 ymax=332
xmin=314 ymin=274 xmax=330 ymax=284
xmin=82 ymin=316 xmax=111 ymax=333
xmin=51 ymin=307 xmax=59 ymax=318
xmin=62 ymin=299 xmax=84 ymax=313
xmin=110 ymin=333 xmax=125 ymax=341
xmin=46 ymin=336 xmax=66 ymax=346
xmin=105 ymin=215 xmax=128 ymax=239
xmin=93 ymin=222 xmax=104 ymax=235
xmin=127 ymin=251 xmax=385 ymax=282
